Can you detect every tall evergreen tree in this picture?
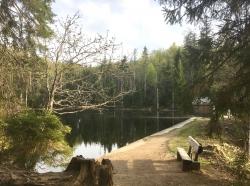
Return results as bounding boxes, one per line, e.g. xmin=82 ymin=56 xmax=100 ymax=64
xmin=142 ymin=46 xmax=149 ymax=103
xmin=159 ymin=0 xmax=250 ymax=151
xmin=0 ymin=0 xmax=54 ymax=51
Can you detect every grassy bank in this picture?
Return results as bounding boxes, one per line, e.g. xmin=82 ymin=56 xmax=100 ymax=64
xmin=167 ymin=118 xmax=250 ymax=185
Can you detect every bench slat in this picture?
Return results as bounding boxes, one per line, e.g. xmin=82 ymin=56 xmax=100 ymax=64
xmin=177 ymin=147 xmax=192 ymax=171
xmin=188 ymin=136 xmax=201 ymax=153
xmin=177 ymin=147 xmax=191 ymax=161
xmin=176 ymin=136 xmax=202 ymax=171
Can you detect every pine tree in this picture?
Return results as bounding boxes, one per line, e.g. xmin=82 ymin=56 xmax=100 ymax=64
xmin=142 ymin=46 xmax=148 ymax=104
xmin=0 ymin=0 xmax=54 ymax=51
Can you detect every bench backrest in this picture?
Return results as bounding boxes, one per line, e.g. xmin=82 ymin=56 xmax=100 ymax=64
xmin=188 ymin=136 xmax=203 ymax=161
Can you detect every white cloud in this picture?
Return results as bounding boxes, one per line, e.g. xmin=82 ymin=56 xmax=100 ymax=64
xmin=53 ymin=0 xmax=194 ymax=56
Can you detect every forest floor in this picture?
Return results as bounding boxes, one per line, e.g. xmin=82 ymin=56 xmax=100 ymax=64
xmin=101 ymin=117 xmax=248 ymax=186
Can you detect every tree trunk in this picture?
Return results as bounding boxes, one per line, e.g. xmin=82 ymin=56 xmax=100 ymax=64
xmin=208 ymin=109 xmax=222 ymax=137
xmin=248 ymin=117 xmax=250 ymax=156
xmin=46 ymin=89 xmax=55 ymax=112
xmin=25 ymin=85 xmax=28 ymax=107
xmin=47 ymin=97 xmax=54 ymax=112
xmin=156 ymin=87 xmax=159 ymax=111
xmin=20 ymin=92 xmax=23 ymax=104
xmin=144 ymin=72 xmax=147 ymax=101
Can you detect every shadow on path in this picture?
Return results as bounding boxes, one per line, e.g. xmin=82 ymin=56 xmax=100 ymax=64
xmin=111 ymin=158 xmax=231 ymax=186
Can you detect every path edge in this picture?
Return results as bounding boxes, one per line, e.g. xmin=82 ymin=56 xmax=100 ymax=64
xmin=98 ymin=117 xmax=197 ymax=158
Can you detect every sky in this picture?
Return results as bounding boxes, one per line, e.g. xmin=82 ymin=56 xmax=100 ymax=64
xmin=52 ymin=0 xmax=194 ymax=56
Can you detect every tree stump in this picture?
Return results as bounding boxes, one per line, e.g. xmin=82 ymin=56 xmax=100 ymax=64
xmin=65 ymin=156 xmax=113 ymax=186
xmin=99 ymin=159 xmax=113 ymax=186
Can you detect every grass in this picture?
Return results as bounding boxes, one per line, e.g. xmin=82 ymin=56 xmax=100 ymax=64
xmin=168 ymin=118 xmax=214 ymax=167
xmin=168 ymin=118 xmax=208 ymax=154
xmin=167 ymin=118 xmax=250 ymax=185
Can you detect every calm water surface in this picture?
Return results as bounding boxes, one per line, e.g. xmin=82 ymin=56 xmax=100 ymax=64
xmin=36 ymin=110 xmax=188 ymax=172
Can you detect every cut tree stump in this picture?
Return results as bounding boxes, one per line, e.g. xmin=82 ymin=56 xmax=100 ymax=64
xmin=99 ymin=159 xmax=113 ymax=186
xmin=66 ymin=155 xmax=113 ymax=186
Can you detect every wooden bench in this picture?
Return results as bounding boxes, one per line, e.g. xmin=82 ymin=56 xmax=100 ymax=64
xmin=177 ymin=136 xmax=203 ymax=171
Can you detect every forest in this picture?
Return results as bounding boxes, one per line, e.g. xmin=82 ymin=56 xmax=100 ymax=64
xmin=0 ymin=0 xmax=249 ymax=183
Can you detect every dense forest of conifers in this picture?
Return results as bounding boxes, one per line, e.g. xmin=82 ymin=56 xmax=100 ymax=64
xmin=0 ymin=21 xmax=217 ymax=116
xmin=0 ymin=0 xmax=250 ymax=170
xmin=0 ymin=41 xmax=198 ymax=113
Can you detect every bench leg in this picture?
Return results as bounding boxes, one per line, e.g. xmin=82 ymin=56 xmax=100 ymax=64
xmin=182 ymin=160 xmax=192 ymax=171
xmin=192 ymin=161 xmax=200 ymax=171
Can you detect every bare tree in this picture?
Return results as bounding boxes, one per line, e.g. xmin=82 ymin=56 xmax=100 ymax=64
xmin=43 ymin=14 xmax=132 ymax=114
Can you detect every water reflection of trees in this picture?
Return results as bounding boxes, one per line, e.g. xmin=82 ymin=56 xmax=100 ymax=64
xmin=63 ymin=111 xmax=186 ymax=153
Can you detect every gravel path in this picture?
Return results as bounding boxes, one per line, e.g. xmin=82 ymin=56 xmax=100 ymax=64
xmin=101 ymin=118 xmax=231 ymax=186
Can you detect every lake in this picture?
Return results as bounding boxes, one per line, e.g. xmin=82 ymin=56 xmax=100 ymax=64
xmin=35 ymin=110 xmax=188 ymax=172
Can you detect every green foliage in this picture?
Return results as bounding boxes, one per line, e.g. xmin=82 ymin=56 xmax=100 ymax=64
xmin=146 ymin=63 xmax=157 ymax=85
xmin=4 ymin=110 xmax=72 ymax=170
xmin=0 ymin=119 xmax=9 ymax=152
xmin=160 ymin=0 xmax=250 ymax=140
xmin=0 ymin=0 xmax=54 ymax=50
xmin=7 ymin=110 xmax=70 ymax=141
xmin=168 ymin=119 xmax=207 ymax=153
xmin=120 ymin=44 xmax=195 ymax=111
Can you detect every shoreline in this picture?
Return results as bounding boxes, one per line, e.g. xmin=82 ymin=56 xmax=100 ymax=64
xmin=99 ymin=116 xmax=229 ymax=186
xmin=0 ymin=117 xmax=235 ymax=186
xmin=98 ymin=117 xmax=196 ymax=159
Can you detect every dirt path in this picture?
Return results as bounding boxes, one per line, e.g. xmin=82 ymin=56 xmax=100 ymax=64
xmin=101 ymin=118 xmax=231 ymax=186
